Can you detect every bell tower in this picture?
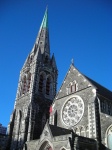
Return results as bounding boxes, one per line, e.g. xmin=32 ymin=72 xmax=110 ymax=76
xmin=7 ymin=8 xmax=58 ymax=150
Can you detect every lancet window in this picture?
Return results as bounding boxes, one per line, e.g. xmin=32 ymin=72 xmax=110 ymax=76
xmin=30 ymin=55 xmax=33 ymax=64
xmin=38 ymin=72 xmax=46 ymax=93
xmin=27 ymin=73 xmax=31 ymax=92
xmin=44 ymin=55 xmax=49 ymax=64
xmin=46 ymin=76 xmax=53 ymax=96
xmin=107 ymin=103 xmax=111 ymax=115
xmin=22 ymin=76 xmax=27 ymax=94
xmin=75 ymin=127 xmax=80 ymax=136
xmin=86 ymin=126 xmax=89 ymax=137
xmin=19 ymin=72 xmax=31 ymax=96
xmin=67 ymin=81 xmax=78 ymax=95
xmin=46 ymin=77 xmax=50 ymax=95
xmin=39 ymin=141 xmax=53 ymax=150
xmin=101 ymin=100 xmax=112 ymax=116
xmin=60 ymin=148 xmax=66 ymax=150
xmin=39 ymin=74 xmax=44 ymax=92
xmin=80 ymin=126 xmax=85 ymax=137
xmin=15 ymin=110 xmax=22 ymax=138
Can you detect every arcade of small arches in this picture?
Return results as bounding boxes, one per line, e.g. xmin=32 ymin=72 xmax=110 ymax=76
xmin=74 ymin=126 xmax=89 ymax=138
xmin=18 ymin=71 xmax=54 ymax=98
xmin=18 ymin=54 xmax=34 ymax=97
xmin=19 ymin=72 xmax=32 ymax=96
xmin=67 ymin=80 xmax=78 ymax=95
xmin=38 ymin=72 xmax=53 ymax=97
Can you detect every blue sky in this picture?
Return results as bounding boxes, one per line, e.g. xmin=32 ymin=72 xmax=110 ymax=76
xmin=0 ymin=0 xmax=112 ymax=127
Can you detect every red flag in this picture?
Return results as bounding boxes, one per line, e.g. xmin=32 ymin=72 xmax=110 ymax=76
xmin=49 ymin=106 xmax=52 ymax=113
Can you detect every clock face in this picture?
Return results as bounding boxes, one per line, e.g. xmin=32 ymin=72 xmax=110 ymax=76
xmin=62 ymin=96 xmax=84 ymax=126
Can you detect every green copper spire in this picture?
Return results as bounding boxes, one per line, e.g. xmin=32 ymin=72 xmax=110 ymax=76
xmin=35 ymin=7 xmax=50 ymax=53
xmin=40 ymin=7 xmax=48 ymax=29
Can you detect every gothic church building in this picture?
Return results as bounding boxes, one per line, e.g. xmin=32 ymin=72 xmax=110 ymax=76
xmin=7 ymin=8 xmax=112 ymax=150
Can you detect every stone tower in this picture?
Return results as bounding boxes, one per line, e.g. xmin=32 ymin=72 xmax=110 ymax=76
xmin=7 ymin=8 xmax=58 ymax=150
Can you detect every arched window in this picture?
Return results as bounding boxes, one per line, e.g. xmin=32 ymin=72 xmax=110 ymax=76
xmin=80 ymin=126 xmax=85 ymax=137
xmin=60 ymin=148 xmax=66 ymax=150
xmin=27 ymin=73 xmax=31 ymax=92
xmin=44 ymin=55 xmax=49 ymax=64
xmin=108 ymin=134 xmax=112 ymax=149
xmin=15 ymin=110 xmax=22 ymax=140
xmin=22 ymin=76 xmax=26 ymax=94
xmin=67 ymin=81 xmax=78 ymax=95
xmin=71 ymin=83 xmax=77 ymax=93
xmin=75 ymin=127 xmax=80 ymax=136
xmin=46 ymin=77 xmax=51 ymax=95
xmin=38 ymin=74 xmax=44 ymax=92
xmin=86 ymin=126 xmax=89 ymax=138
xmin=30 ymin=55 xmax=33 ymax=63
xmin=39 ymin=141 xmax=53 ymax=150
xmin=106 ymin=125 xmax=112 ymax=150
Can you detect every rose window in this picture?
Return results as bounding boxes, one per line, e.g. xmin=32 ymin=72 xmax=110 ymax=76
xmin=62 ymin=96 xmax=84 ymax=126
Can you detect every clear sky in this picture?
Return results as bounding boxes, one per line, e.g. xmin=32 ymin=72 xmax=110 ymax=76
xmin=0 ymin=0 xmax=112 ymax=127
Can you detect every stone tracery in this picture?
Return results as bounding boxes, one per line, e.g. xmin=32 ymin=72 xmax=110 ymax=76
xmin=62 ymin=96 xmax=84 ymax=126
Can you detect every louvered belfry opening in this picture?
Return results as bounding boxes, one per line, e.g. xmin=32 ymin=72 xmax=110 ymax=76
xmin=46 ymin=77 xmax=50 ymax=95
xmin=39 ymin=74 xmax=44 ymax=93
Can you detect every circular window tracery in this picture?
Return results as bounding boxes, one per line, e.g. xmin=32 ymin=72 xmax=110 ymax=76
xmin=62 ymin=96 xmax=84 ymax=126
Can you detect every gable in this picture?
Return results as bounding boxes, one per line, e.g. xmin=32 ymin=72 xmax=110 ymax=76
xmin=56 ymin=64 xmax=93 ymax=99
xmin=39 ymin=122 xmax=53 ymax=143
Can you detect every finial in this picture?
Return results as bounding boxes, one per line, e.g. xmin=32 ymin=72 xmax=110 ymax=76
xmin=71 ymin=58 xmax=74 ymax=65
xmin=46 ymin=5 xmax=48 ymax=10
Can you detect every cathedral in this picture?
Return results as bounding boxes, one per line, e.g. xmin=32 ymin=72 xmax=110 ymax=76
xmin=7 ymin=8 xmax=112 ymax=150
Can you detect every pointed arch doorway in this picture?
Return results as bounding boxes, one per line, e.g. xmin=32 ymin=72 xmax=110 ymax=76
xmin=39 ymin=141 xmax=53 ymax=150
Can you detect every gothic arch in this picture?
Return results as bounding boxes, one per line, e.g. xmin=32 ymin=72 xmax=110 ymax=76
xmin=86 ymin=126 xmax=89 ymax=137
xmin=44 ymin=55 xmax=49 ymax=64
xmin=46 ymin=75 xmax=53 ymax=96
xmin=38 ymin=71 xmax=46 ymax=93
xmin=105 ymin=124 xmax=112 ymax=150
xmin=60 ymin=147 xmax=66 ymax=150
xmin=75 ymin=127 xmax=80 ymax=136
xmin=22 ymin=75 xmax=27 ymax=94
xmin=15 ymin=110 xmax=22 ymax=141
xmin=67 ymin=80 xmax=78 ymax=95
xmin=30 ymin=55 xmax=34 ymax=64
xmin=20 ymin=72 xmax=32 ymax=96
xmin=39 ymin=140 xmax=53 ymax=150
xmin=80 ymin=126 xmax=85 ymax=137
xmin=18 ymin=81 xmax=22 ymax=97
xmin=27 ymin=72 xmax=31 ymax=92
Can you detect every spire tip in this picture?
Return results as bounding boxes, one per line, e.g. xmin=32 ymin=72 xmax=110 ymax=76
xmin=46 ymin=5 xmax=48 ymax=10
xmin=71 ymin=58 xmax=74 ymax=66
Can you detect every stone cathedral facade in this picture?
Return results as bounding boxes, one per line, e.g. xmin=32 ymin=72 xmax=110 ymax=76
xmin=7 ymin=8 xmax=112 ymax=150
